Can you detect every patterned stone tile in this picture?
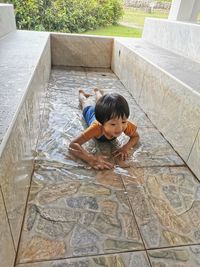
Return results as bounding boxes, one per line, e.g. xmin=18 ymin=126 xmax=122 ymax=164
xmin=16 ymin=251 xmax=150 ymax=267
xmin=122 ymin=166 xmax=200 ymax=249
xmin=114 ymin=127 xmax=184 ymax=168
xmin=17 ymin=166 xmax=144 ymax=264
xmin=148 ymin=245 xmax=200 ymax=267
xmin=17 ymin=67 xmax=196 ymax=266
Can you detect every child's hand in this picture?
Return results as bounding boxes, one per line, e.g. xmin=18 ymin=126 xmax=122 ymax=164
xmin=112 ymin=147 xmax=129 ymax=161
xmin=90 ymin=155 xmax=114 ymax=170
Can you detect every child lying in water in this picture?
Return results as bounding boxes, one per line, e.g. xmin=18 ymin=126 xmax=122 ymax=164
xmin=69 ymin=88 xmax=139 ymax=170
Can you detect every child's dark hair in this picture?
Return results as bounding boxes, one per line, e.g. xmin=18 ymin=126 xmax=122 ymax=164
xmin=95 ymin=93 xmax=130 ymax=125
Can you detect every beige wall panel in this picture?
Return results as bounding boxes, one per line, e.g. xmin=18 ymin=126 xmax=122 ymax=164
xmin=111 ymin=39 xmax=145 ymax=102
xmin=0 ymin=187 xmax=15 ymax=267
xmin=51 ymin=33 xmax=113 ymax=68
xmin=187 ymin=129 xmax=200 ymax=180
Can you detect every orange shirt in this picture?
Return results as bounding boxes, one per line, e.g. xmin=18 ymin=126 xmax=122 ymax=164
xmin=82 ymin=120 xmax=137 ymax=142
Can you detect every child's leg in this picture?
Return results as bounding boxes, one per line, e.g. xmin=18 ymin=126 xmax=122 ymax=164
xmin=79 ymin=89 xmax=96 ymax=127
xmin=79 ymin=89 xmax=93 ymax=110
xmin=94 ymin=88 xmax=104 ymax=102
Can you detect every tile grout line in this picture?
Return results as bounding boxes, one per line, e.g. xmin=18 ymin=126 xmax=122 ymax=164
xmin=16 ymin=248 xmax=148 ymax=266
xmin=117 ymin=169 xmax=148 ymax=249
xmin=0 ymin=185 xmax=16 ymax=253
xmin=13 ymin=167 xmax=36 ymax=267
xmin=16 ymin=243 xmax=200 ymax=266
xmin=186 ymin=127 xmax=200 ymax=162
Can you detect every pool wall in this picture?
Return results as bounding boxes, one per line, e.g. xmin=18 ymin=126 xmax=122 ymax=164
xmin=0 ymin=5 xmax=114 ymax=266
xmin=1 ymin=4 xmax=200 ymax=267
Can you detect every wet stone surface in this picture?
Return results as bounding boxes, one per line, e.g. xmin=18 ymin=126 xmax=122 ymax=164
xmin=148 ymin=245 xmax=200 ymax=267
xmin=16 ymin=251 xmax=151 ymax=267
xmin=16 ymin=67 xmax=200 ymax=267
xmin=17 ymin=167 xmax=143 ymax=263
xmin=122 ymin=166 xmax=200 ymax=248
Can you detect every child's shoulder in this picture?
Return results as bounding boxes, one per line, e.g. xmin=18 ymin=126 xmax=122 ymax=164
xmin=82 ymin=120 xmax=102 ymax=141
xmin=127 ymin=120 xmax=137 ymax=129
xmin=124 ymin=120 xmax=137 ymax=136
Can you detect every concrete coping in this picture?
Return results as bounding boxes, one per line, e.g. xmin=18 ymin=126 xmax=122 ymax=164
xmin=142 ymin=18 xmax=200 ymax=63
xmin=0 ymin=3 xmax=16 ymax=38
xmin=0 ymin=30 xmax=50 ymax=154
xmin=116 ymin=37 xmax=200 ymax=96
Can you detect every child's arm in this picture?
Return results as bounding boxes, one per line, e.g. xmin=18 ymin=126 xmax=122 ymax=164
xmin=112 ymin=131 xmax=139 ymax=161
xmin=69 ymin=135 xmax=114 ymax=170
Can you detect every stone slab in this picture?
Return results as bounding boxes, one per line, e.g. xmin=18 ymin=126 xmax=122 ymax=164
xmin=111 ymin=37 xmax=200 ymax=178
xmin=0 ymin=30 xmax=50 ymax=147
xmin=0 ymin=187 xmax=15 ymax=267
xmin=0 ymin=101 xmax=33 ymax=249
xmin=148 ymin=245 xmax=200 ymax=266
xmin=143 ymin=18 xmax=200 ymax=63
xmin=17 ymin=166 xmax=144 ymax=263
xmin=0 ymin=4 xmax=16 ymax=38
xmin=16 ymin=68 xmax=200 ymax=266
xmin=112 ymin=38 xmax=200 ymax=94
xmin=51 ymin=33 xmax=113 ymax=68
xmin=115 ymin=127 xmax=184 ymax=168
xmin=0 ymin=29 xmax=51 ymax=253
xmin=156 ymin=76 xmax=200 ymax=163
xmin=16 ymin=251 xmax=150 ymax=267
xmin=187 ymin=129 xmax=200 ymax=180
xmin=122 ymin=166 xmax=200 ymax=249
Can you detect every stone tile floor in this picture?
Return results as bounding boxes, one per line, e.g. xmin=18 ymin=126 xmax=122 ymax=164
xmin=16 ymin=67 xmax=200 ymax=266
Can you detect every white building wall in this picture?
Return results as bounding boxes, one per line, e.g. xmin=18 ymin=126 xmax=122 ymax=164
xmin=0 ymin=4 xmax=16 ymax=38
xmin=169 ymin=0 xmax=200 ymax=22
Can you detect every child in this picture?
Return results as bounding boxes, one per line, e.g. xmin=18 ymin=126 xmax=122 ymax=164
xmin=69 ymin=88 xmax=139 ymax=170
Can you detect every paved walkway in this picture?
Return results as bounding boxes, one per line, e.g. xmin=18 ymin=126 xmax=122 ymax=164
xmin=16 ymin=67 xmax=200 ymax=266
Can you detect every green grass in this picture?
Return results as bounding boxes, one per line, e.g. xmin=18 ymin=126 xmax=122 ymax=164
xmin=121 ymin=7 xmax=169 ymax=27
xmin=84 ymin=24 xmax=142 ymax=37
xmin=82 ymin=7 xmax=169 ymax=37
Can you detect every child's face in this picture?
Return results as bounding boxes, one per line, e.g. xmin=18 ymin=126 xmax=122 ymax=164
xmin=102 ymin=116 xmax=128 ymax=139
